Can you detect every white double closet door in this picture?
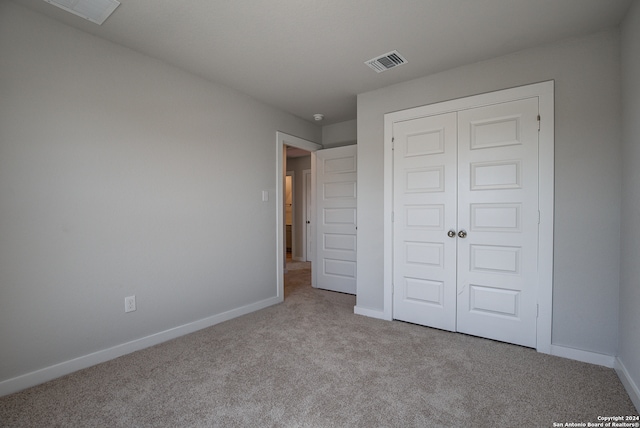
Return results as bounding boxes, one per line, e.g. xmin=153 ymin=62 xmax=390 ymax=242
xmin=392 ymin=97 xmax=540 ymax=348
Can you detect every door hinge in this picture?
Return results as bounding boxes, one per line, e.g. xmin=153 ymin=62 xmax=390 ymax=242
xmin=392 ymin=137 xmax=395 ymax=150
xmin=538 ymin=210 xmax=541 ymax=224
xmin=537 ymin=304 xmax=539 ymax=318
xmin=391 ymin=211 xmax=394 ymax=222
xmin=537 ymin=114 xmax=541 ymax=131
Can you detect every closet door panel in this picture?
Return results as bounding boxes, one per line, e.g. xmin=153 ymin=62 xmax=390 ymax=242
xmin=456 ymin=97 xmax=540 ymax=348
xmin=392 ymin=112 xmax=458 ymax=331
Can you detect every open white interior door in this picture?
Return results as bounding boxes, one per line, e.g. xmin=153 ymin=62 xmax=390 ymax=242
xmin=314 ymin=145 xmax=357 ymax=294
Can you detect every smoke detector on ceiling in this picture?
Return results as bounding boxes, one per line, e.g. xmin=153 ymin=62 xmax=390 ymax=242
xmin=365 ymin=50 xmax=408 ymax=73
xmin=43 ymin=0 xmax=120 ymax=25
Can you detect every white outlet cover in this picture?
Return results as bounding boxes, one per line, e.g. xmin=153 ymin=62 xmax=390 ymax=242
xmin=125 ymin=295 xmax=136 ymax=313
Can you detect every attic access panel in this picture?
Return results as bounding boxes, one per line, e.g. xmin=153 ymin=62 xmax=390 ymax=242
xmin=43 ymin=0 xmax=120 ymax=25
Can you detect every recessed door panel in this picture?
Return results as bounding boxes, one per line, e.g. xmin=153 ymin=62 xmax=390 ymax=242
xmin=324 ymin=156 xmax=356 ymax=174
xmin=324 ymin=181 xmax=357 ymax=199
xmin=405 ymin=167 xmax=445 ymax=193
xmin=323 ymin=259 xmax=356 ymax=279
xmin=470 ymin=245 xmax=521 ymax=275
xmin=405 ymin=278 xmax=444 ymax=306
xmin=470 ymin=115 xmax=522 ymax=149
xmin=469 ymin=285 xmax=519 ymax=318
xmin=405 ymin=129 xmax=445 ymax=156
xmin=470 ymin=160 xmax=521 ymax=190
xmin=405 ymin=242 xmax=444 ymax=267
xmin=405 ymin=205 xmax=444 ymax=229
xmin=324 ymin=208 xmax=356 ymax=225
xmin=324 ymin=234 xmax=357 ymax=252
xmin=470 ymin=203 xmax=521 ymax=232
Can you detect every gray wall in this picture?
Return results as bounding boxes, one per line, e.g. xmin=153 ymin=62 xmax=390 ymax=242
xmin=356 ymin=30 xmax=622 ymax=356
xmin=0 ymin=2 xmax=320 ymax=384
xmin=322 ymin=120 xmax=357 ymax=148
xmin=619 ymin=0 xmax=640 ymax=402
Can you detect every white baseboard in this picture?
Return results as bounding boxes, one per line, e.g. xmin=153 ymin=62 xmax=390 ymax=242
xmin=0 ymin=296 xmax=281 ymax=397
xmin=615 ymin=358 xmax=640 ymax=413
xmin=549 ymin=344 xmax=616 ymax=368
xmin=353 ymin=305 xmax=387 ymax=320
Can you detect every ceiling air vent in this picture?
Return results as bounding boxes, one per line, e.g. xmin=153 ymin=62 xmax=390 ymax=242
xmin=43 ymin=0 xmax=120 ymax=25
xmin=365 ymin=50 xmax=408 ymax=73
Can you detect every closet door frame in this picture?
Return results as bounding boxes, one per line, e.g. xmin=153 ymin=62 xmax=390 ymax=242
xmin=383 ymin=81 xmax=554 ymax=354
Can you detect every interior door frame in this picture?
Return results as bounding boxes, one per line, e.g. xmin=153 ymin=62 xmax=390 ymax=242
xmin=285 ymin=170 xmax=295 ymax=258
xmin=303 ymin=169 xmax=312 ymax=262
xmin=276 ymin=132 xmax=322 ymax=302
xmin=382 ymin=81 xmax=554 ymax=354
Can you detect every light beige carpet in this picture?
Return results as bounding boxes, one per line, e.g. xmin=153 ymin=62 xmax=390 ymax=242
xmin=0 ymin=261 xmax=636 ymax=427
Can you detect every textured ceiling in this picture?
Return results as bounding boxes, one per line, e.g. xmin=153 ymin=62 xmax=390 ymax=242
xmin=10 ymin=0 xmax=633 ymax=124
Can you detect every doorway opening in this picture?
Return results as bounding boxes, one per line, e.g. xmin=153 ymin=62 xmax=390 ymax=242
xmin=284 ymin=146 xmax=313 ymax=263
xmin=276 ymin=132 xmax=322 ymax=302
xmin=285 ymin=147 xmax=311 ymax=298
xmin=285 ymin=171 xmax=294 ymax=259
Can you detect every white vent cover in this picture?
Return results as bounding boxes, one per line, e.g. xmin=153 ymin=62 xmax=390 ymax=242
xmin=365 ymin=50 xmax=408 ymax=73
xmin=43 ymin=0 xmax=120 ymax=25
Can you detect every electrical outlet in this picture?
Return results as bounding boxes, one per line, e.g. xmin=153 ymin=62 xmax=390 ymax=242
xmin=124 ymin=295 xmax=136 ymax=313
